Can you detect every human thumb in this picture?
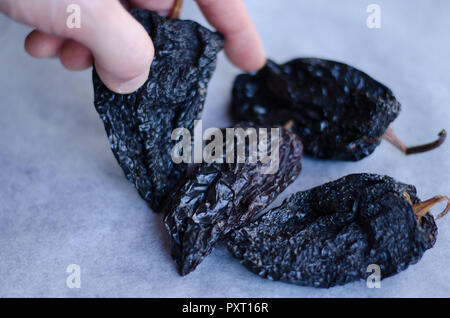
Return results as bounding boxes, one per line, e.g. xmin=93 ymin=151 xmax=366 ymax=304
xmin=71 ymin=1 xmax=154 ymax=93
xmin=1 ymin=0 xmax=154 ymax=94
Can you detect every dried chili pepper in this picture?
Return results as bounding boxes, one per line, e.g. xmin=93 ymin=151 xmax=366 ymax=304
xmin=227 ymin=173 xmax=449 ymax=288
xmin=164 ymin=123 xmax=303 ymax=276
xmin=93 ymin=10 xmax=224 ymax=211
xmin=231 ymin=58 xmax=446 ymax=161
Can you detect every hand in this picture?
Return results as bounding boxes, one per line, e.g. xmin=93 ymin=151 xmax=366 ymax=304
xmin=0 ymin=0 xmax=266 ymax=94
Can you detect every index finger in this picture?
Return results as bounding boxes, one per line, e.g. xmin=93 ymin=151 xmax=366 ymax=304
xmin=196 ymin=0 xmax=266 ymax=71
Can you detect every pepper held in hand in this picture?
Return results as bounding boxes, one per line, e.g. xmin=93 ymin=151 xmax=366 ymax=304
xmin=93 ymin=10 xmax=224 ymax=211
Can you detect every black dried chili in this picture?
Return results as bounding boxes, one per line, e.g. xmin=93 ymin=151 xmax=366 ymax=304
xmin=231 ymin=58 xmax=446 ymax=161
xmin=93 ymin=10 xmax=224 ymax=211
xmin=164 ymin=123 xmax=303 ymax=275
xmin=227 ymin=173 xmax=449 ymax=288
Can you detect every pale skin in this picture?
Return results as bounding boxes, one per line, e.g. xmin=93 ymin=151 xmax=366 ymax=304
xmin=0 ymin=0 xmax=266 ymax=94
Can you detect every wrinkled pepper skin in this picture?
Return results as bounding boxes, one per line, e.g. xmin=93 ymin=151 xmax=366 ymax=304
xmin=227 ymin=174 xmax=437 ymax=288
xmin=231 ymin=59 xmax=401 ymax=161
xmin=164 ymin=124 xmax=303 ymax=275
xmin=93 ymin=10 xmax=224 ymax=211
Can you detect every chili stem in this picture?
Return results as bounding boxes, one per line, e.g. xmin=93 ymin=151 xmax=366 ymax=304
xmin=283 ymin=120 xmax=294 ymax=131
xmin=412 ymin=195 xmax=450 ymax=220
xmin=383 ymin=126 xmax=447 ymax=155
xmin=170 ymin=0 xmax=184 ymax=20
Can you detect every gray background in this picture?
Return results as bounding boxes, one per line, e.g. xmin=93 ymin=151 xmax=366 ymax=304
xmin=1 ymin=0 xmax=449 ymax=297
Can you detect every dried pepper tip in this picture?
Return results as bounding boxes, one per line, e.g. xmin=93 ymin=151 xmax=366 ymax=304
xmin=169 ymin=0 xmax=184 ymax=19
xmin=383 ymin=126 xmax=447 ymax=155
